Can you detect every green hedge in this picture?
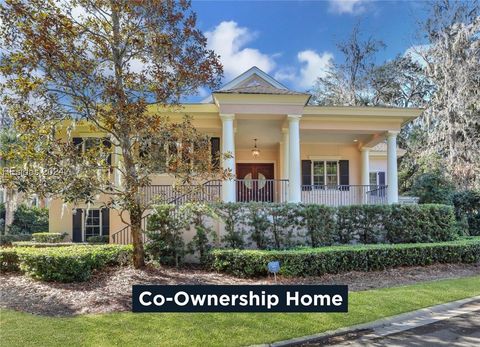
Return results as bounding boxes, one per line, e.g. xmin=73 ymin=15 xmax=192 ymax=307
xmin=0 ymin=234 xmax=32 ymax=246
xmin=31 ymin=232 xmax=67 ymax=243
xmin=208 ymin=203 xmax=458 ymax=249
xmin=206 ymin=237 xmax=480 ymax=277
xmin=0 ymin=245 xmax=132 ymax=282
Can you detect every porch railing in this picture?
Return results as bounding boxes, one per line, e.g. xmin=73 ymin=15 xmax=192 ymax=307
xmin=301 ymin=185 xmax=388 ymax=206
xmin=111 ymin=180 xmax=222 ymax=244
xmin=235 ymin=179 xmax=289 ymax=203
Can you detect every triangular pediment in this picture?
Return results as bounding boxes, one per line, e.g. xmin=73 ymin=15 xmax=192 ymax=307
xmin=218 ymin=66 xmax=288 ymax=91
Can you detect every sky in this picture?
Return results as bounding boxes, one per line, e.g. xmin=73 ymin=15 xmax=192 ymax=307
xmin=189 ymin=0 xmax=430 ymax=100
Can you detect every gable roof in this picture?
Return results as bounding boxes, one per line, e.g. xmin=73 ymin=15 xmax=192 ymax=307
xmin=216 ymin=84 xmax=305 ymax=96
xmin=218 ymin=66 xmax=289 ymax=91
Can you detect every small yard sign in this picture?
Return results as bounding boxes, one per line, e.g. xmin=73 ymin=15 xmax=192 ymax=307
xmin=268 ymin=261 xmax=281 ymax=282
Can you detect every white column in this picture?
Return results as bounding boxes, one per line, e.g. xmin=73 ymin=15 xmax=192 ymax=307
xmin=361 ymin=148 xmax=370 ymax=186
xmin=361 ymin=148 xmax=370 ymax=205
xmin=387 ymin=132 xmax=399 ymax=204
xmin=288 ymin=115 xmax=301 ymax=203
xmin=282 ymin=129 xmax=289 ymax=180
xmin=220 ymin=114 xmax=236 ymax=202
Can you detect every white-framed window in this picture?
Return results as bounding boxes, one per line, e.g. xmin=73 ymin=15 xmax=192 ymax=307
xmin=370 ymin=172 xmax=378 ymax=185
xmin=312 ymin=161 xmax=339 ymax=188
xmin=83 ymin=209 xmax=102 ymax=241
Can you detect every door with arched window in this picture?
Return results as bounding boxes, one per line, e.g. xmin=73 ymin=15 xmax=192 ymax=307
xmin=236 ymin=163 xmax=274 ymax=202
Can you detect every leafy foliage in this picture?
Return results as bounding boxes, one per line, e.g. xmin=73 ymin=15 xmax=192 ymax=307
xmin=145 ymin=204 xmax=188 ymax=266
xmin=0 ymin=245 xmax=132 ymax=282
xmin=0 ymin=0 xmax=224 ymax=268
xmin=31 ymin=232 xmax=67 ymax=243
xmin=410 ymin=172 xmax=455 ymax=204
xmin=206 ymin=238 xmax=480 ymax=277
xmin=452 ymin=190 xmax=480 ymax=235
xmin=205 ymin=203 xmax=458 ymax=250
xmin=9 ymin=204 xmax=49 ymax=235
xmin=0 ymin=234 xmax=32 ymax=246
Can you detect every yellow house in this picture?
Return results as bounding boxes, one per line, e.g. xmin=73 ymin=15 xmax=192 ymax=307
xmin=48 ymin=67 xmax=422 ymax=243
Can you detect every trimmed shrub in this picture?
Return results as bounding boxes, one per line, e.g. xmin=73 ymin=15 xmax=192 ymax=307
xmin=214 ymin=202 xmax=246 ymax=249
xmin=32 ymin=232 xmax=67 ymax=243
xmin=9 ymin=204 xmax=49 ymax=234
xmin=298 ymin=204 xmax=336 ymax=246
xmin=211 ymin=203 xmax=458 ymax=248
xmin=12 ymin=242 xmax=79 ymax=248
xmin=0 ymin=245 xmax=132 ymax=282
xmin=206 ymin=238 xmax=480 ymax=277
xmin=86 ymin=235 xmax=109 ymax=244
xmin=452 ymin=190 xmax=480 ymax=235
xmin=0 ymin=234 xmax=32 ymax=246
xmin=0 ymin=248 xmax=20 ymax=272
xmin=145 ymin=204 xmax=188 ymax=266
xmin=385 ymin=204 xmax=457 ymax=243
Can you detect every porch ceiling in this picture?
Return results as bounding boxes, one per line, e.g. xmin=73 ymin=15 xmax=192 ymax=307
xmin=235 ymin=118 xmax=283 ymax=149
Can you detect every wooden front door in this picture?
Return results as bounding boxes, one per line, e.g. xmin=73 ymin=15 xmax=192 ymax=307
xmin=236 ymin=163 xmax=274 ymax=202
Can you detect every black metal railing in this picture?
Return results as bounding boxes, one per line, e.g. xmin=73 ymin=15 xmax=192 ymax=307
xmin=235 ymin=179 xmax=289 ymax=203
xmin=301 ymin=185 xmax=388 ymax=206
xmin=111 ymin=180 xmax=222 ymax=244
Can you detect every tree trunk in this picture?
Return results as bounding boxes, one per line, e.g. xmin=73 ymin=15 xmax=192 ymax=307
xmin=4 ymin=188 xmax=17 ymax=233
xmin=130 ymin=206 xmax=145 ymax=268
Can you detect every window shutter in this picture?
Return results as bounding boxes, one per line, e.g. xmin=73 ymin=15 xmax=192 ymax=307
xmin=339 ymin=160 xmax=349 ymax=191
xmin=102 ymin=138 xmax=112 ymax=166
xmin=301 ymin=160 xmax=312 ymax=191
xmin=73 ymin=137 xmax=83 ymax=156
xmin=378 ymin=172 xmax=386 ymax=185
xmin=378 ymin=171 xmax=386 ymax=197
xmin=210 ymin=137 xmax=220 ymax=168
xmin=72 ymin=209 xmax=83 ymax=242
xmin=101 ymin=208 xmax=110 ymax=238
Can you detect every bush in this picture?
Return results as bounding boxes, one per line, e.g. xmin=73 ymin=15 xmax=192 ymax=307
xmin=9 ymin=204 xmax=49 ymax=234
xmin=32 ymin=232 xmax=67 ymax=243
xmin=0 ymin=234 xmax=32 ymax=246
xmin=12 ymin=242 xmax=78 ymax=248
xmin=0 ymin=245 xmax=132 ymax=282
xmin=0 ymin=248 xmax=20 ymax=272
xmin=385 ymin=204 xmax=457 ymax=243
xmin=206 ymin=238 xmax=480 ymax=277
xmin=145 ymin=204 xmax=187 ymax=266
xmin=452 ymin=190 xmax=480 ymax=236
xmin=211 ymin=203 xmax=458 ymax=248
xmin=214 ymin=202 xmax=246 ymax=249
xmin=410 ymin=172 xmax=455 ymax=204
xmin=298 ymin=204 xmax=336 ymax=247
xmin=86 ymin=235 xmax=109 ymax=244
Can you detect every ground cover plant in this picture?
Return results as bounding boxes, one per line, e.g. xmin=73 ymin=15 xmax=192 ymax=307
xmin=0 ymin=245 xmax=132 ymax=282
xmin=207 ymin=237 xmax=480 ymax=277
xmin=0 ymin=276 xmax=479 ymax=347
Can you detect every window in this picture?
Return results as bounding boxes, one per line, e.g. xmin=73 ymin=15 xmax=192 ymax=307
xmin=312 ymin=161 xmax=339 ymax=188
xmin=369 ymin=172 xmax=378 ymax=185
xmin=84 ymin=209 xmax=102 ymax=240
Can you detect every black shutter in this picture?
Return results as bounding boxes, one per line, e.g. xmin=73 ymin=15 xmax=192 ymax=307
xmin=73 ymin=137 xmax=83 ymax=156
xmin=378 ymin=171 xmax=386 ymax=197
xmin=101 ymin=208 xmax=110 ymax=238
xmin=102 ymin=138 xmax=112 ymax=166
xmin=210 ymin=137 xmax=220 ymax=168
xmin=301 ymin=160 xmax=312 ymax=191
xmin=72 ymin=209 xmax=83 ymax=242
xmin=339 ymin=160 xmax=349 ymax=191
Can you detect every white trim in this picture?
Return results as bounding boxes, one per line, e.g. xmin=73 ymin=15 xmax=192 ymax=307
xmin=219 ymin=66 xmax=288 ymax=91
xmin=311 ymin=160 xmax=340 ymax=187
xmin=82 ymin=208 xmax=103 ymax=242
xmin=308 ymin=155 xmax=342 ymax=161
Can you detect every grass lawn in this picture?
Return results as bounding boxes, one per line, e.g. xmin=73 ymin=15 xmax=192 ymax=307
xmin=1 ymin=276 xmax=479 ymax=347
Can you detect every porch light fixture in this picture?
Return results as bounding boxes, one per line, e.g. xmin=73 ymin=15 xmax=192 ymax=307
xmin=251 ymin=138 xmax=260 ymax=158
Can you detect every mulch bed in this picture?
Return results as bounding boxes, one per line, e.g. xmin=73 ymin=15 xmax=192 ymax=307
xmin=1 ymin=263 xmax=479 ymax=317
